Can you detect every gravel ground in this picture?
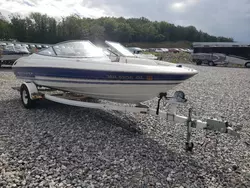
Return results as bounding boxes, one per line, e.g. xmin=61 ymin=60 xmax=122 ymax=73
xmin=0 ymin=65 xmax=250 ymax=188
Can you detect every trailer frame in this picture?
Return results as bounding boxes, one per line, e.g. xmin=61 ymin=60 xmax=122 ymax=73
xmin=13 ymin=81 xmax=240 ymax=152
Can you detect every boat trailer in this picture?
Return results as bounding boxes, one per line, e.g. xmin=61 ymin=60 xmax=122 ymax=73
xmin=13 ymin=81 xmax=240 ymax=152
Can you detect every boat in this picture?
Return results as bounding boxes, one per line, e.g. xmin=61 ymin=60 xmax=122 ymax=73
xmin=11 ymin=40 xmax=240 ymax=151
xmin=0 ymin=44 xmax=31 ymax=67
xmin=12 ymin=40 xmax=198 ymax=104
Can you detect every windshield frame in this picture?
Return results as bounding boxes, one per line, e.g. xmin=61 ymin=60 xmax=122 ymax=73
xmin=105 ymin=41 xmax=135 ymax=57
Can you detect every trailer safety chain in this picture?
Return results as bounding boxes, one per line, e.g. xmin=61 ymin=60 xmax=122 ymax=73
xmin=156 ymin=92 xmax=167 ymax=115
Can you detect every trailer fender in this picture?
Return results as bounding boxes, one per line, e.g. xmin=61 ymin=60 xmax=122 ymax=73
xmin=21 ymin=82 xmax=38 ymax=100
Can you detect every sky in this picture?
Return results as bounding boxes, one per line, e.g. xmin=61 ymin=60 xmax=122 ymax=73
xmin=0 ymin=0 xmax=250 ymax=42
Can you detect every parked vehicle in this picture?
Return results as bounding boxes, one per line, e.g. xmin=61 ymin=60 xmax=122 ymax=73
xmin=168 ymin=48 xmax=180 ymax=53
xmin=127 ymin=47 xmax=158 ymax=60
xmin=0 ymin=42 xmax=6 ymax=47
xmin=36 ymin=44 xmax=42 ymax=49
xmin=0 ymin=44 xmax=30 ymax=67
xmin=192 ymin=42 xmax=250 ymax=67
xmin=42 ymin=45 xmax=49 ymax=48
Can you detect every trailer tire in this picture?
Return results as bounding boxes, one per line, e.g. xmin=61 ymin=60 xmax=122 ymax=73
xmin=20 ymin=84 xmax=36 ymax=109
xmin=208 ymin=61 xmax=215 ymax=66
xmin=245 ymin=62 xmax=250 ymax=68
xmin=185 ymin=142 xmax=194 ymax=152
xmin=196 ymin=60 xmax=202 ymax=65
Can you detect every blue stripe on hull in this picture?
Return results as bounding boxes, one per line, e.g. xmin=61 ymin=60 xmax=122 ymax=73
xmin=13 ymin=67 xmax=194 ymax=81
xmin=32 ymin=78 xmax=181 ymax=85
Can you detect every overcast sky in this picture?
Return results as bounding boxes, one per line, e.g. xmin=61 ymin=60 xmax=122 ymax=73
xmin=0 ymin=0 xmax=250 ymax=42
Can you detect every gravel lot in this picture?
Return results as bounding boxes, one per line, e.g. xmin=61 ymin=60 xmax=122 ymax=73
xmin=0 ymin=65 xmax=250 ymax=188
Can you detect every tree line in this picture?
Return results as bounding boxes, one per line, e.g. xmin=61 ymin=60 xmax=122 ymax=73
xmin=0 ymin=12 xmax=234 ymax=45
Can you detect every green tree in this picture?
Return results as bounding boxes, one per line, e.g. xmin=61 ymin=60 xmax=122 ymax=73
xmin=89 ymin=24 xmax=105 ymax=43
xmin=0 ymin=12 xmax=234 ymax=44
xmin=0 ymin=13 xmax=12 ymax=40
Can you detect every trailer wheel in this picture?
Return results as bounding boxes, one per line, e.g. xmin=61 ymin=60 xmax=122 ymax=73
xmin=208 ymin=61 xmax=215 ymax=66
xmin=20 ymin=84 xmax=36 ymax=109
xmin=245 ymin=62 xmax=250 ymax=68
xmin=196 ymin=60 xmax=202 ymax=65
xmin=185 ymin=142 xmax=194 ymax=152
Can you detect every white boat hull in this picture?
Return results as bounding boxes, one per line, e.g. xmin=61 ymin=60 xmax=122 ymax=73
xmin=31 ymin=77 xmax=182 ymax=103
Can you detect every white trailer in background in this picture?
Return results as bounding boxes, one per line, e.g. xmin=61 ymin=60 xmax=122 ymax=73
xmin=192 ymin=42 xmax=250 ymax=67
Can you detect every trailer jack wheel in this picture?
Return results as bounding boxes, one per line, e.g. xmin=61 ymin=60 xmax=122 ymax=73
xmin=208 ymin=61 xmax=215 ymax=66
xmin=20 ymin=84 xmax=36 ymax=109
xmin=185 ymin=108 xmax=194 ymax=152
xmin=185 ymin=142 xmax=194 ymax=152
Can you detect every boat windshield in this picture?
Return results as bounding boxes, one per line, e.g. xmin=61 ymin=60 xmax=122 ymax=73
xmin=37 ymin=40 xmax=107 ymax=58
xmin=105 ymin=41 xmax=135 ymax=57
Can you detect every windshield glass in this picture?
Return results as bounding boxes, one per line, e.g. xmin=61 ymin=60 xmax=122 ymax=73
xmin=105 ymin=41 xmax=135 ymax=57
xmin=38 ymin=47 xmax=56 ymax=56
xmin=51 ymin=40 xmax=106 ymax=57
